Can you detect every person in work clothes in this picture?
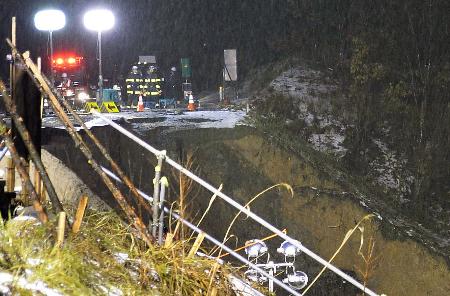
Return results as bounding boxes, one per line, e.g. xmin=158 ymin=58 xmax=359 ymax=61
xmin=165 ymin=66 xmax=180 ymax=101
xmin=125 ymin=66 xmax=142 ymax=106
xmin=143 ymin=65 xmax=163 ymax=108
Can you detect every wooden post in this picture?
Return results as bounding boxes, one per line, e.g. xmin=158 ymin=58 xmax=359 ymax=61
xmin=9 ymin=17 xmax=16 ymax=100
xmin=188 ymin=232 xmax=206 ymax=258
xmin=0 ymin=81 xmax=64 ymax=214
xmin=72 ymin=195 xmax=89 ymax=234
xmin=0 ymin=124 xmax=48 ymax=223
xmin=11 ymin=17 xmax=16 ymax=47
xmin=6 ymin=155 xmax=15 ymax=192
xmin=40 ymin=179 xmax=46 ymax=203
xmin=20 ymin=163 xmax=29 ymax=204
xmin=56 ymin=212 xmax=66 ymax=247
xmin=31 ymin=200 xmax=47 ymax=223
xmin=37 ymin=57 xmax=44 ymax=119
xmin=8 ymin=48 xmax=154 ymax=245
xmin=34 ymin=167 xmax=41 ymax=202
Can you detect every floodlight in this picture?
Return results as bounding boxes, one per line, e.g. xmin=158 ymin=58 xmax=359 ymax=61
xmin=282 ymin=271 xmax=308 ymax=290
xmin=34 ymin=9 xmax=65 ymax=31
xmin=277 ymin=240 xmax=302 ymax=257
xmin=244 ymin=240 xmax=268 ymax=258
xmin=34 ymin=9 xmax=65 ymax=82
xmin=83 ymin=9 xmax=115 ymax=100
xmin=83 ymin=9 xmax=115 ymax=32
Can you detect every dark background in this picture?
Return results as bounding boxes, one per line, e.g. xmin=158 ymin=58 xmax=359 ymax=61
xmin=0 ymin=0 xmax=157 ymax=86
xmin=0 ymin=0 xmax=288 ymax=90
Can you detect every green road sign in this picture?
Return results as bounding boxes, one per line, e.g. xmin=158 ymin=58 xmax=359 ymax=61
xmin=181 ymin=58 xmax=191 ymax=78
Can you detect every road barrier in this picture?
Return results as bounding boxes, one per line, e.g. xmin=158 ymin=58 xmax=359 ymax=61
xmin=84 ymin=102 xmax=101 ymax=113
xmin=100 ymin=101 xmax=120 ymax=113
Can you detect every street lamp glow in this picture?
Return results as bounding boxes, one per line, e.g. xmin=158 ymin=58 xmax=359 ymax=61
xmin=34 ymin=9 xmax=65 ymax=83
xmin=34 ymin=9 xmax=66 ymax=31
xmin=83 ymin=9 xmax=114 ymax=100
xmin=83 ymin=9 xmax=115 ymax=32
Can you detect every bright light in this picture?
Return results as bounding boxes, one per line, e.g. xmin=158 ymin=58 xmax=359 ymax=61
xmin=83 ymin=9 xmax=115 ymax=32
xmin=282 ymin=271 xmax=308 ymax=290
xmin=244 ymin=240 xmax=268 ymax=258
xmin=34 ymin=9 xmax=65 ymax=31
xmin=67 ymin=57 xmax=76 ymax=64
xmin=77 ymin=92 xmax=89 ymax=101
xmin=277 ymin=240 xmax=302 ymax=257
xmin=55 ymin=58 xmax=64 ymax=65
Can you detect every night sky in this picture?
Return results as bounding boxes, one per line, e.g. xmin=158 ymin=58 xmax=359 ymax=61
xmin=1 ymin=0 xmax=285 ymax=90
xmin=1 ymin=0 xmax=158 ymax=83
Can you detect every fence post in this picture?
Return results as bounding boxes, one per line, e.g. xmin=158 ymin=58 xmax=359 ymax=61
xmin=6 ymin=154 xmax=15 ymax=192
xmin=158 ymin=176 xmax=168 ymax=245
xmin=152 ymin=154 xmax=164 ymax=237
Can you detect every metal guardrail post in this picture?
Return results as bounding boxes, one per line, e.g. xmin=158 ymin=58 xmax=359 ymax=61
xmin=152 ymin=154 xmax=164 ymax=238
xmin=101 ymin=166 xmax=302 ymax=296
xmin=158 ymin=176 xmax=168 ymax=245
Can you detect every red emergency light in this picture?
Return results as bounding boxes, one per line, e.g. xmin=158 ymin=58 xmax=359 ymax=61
xmin=52 ymin=54 xmax=83 ymax=69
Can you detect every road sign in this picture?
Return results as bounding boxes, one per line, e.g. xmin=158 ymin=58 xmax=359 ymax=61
xmin=85 ymin=102 xmax=101 ymax=113
xmin=224 ymin=49 xmax=237 ymax=81
xmin=181 ymin=58 xmax=191 ymax=78
xmin=139 ymin=56 xmax=156 ymax=64
xmin=100 ymin=102 xmax=119 ymax=113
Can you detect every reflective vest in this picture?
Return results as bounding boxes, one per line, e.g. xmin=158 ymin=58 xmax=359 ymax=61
xmin=143 ymin=73 xmax=163 ymax=98
xmin=125 ymin=73 xmax=142 ymax=95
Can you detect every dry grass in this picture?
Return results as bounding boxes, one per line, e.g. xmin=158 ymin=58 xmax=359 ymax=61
xmin=355 ymin=235 xmax=381 ymax=295
xmin=0 ymin=208 xmax=237 ymax=295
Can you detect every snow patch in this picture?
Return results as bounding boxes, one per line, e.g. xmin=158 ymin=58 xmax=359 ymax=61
xmin=43 ymin=110 xmax=247 ymax=132
xmin=129 ymin=110 xmax=247 ymax=131
xmin=114 ymin=252 xmax=129 ymax=264
xmin=370 ymin=139 xmax=413 ymax=194
xmin=0 ymin=272 xmax=62 ymax=296
xmin=269 ymin=65 xmax=415 ymax=197
xmin=271 ymin=67 xmax=336 ymax=99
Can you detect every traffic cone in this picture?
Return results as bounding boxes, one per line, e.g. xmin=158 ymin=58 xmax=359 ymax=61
xmin=187 ymin=94 xmax=196 ymax=111
xmin=137 ymin=95 xmax=144 ymax=112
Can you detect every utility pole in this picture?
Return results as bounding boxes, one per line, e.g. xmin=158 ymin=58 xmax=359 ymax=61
xmin=10 ymin=17 xmax=16 ymax=98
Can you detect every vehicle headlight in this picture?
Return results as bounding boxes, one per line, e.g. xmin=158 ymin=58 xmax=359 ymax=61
xmin=77 ymin=92 xmax=89 ymax=101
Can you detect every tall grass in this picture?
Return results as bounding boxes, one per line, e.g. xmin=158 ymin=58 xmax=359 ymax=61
xmin=0 ymin=208 xmax=237 ymax=295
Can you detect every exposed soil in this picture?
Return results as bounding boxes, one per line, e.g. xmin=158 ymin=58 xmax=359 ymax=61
xmin=42 ymin=124 xmax=450 ymax=296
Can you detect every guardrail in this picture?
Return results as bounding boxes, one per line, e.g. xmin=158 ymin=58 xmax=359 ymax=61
xmin=101 ymin=166 xmax=294 ymax=296
xmin=92 ymin=110 xmax=379 ymax=296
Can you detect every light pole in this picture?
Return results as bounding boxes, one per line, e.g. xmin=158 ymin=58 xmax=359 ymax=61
xmin=34 ymin=9 xmax=66 ymax=83
xmin=83 ymin=9 xmax=115 ymax=101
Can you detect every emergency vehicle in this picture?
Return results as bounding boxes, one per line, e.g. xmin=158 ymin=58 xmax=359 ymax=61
xmin=52 ymin=53 xmax=90 ymax=108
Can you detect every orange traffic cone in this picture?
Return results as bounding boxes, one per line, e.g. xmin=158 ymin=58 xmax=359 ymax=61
xmin=137 ymin=95 xmax=144 ymax=112
xmin=187 ymin=94 xmax=196 ymax=111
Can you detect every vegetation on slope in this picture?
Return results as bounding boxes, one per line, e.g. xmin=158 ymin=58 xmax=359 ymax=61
xmin=0 ymin=210 xmax=237 ymax=295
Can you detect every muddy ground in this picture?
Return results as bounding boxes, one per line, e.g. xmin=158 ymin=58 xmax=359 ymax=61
xmin=42 ymin=122 xmax=450 ymax=296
